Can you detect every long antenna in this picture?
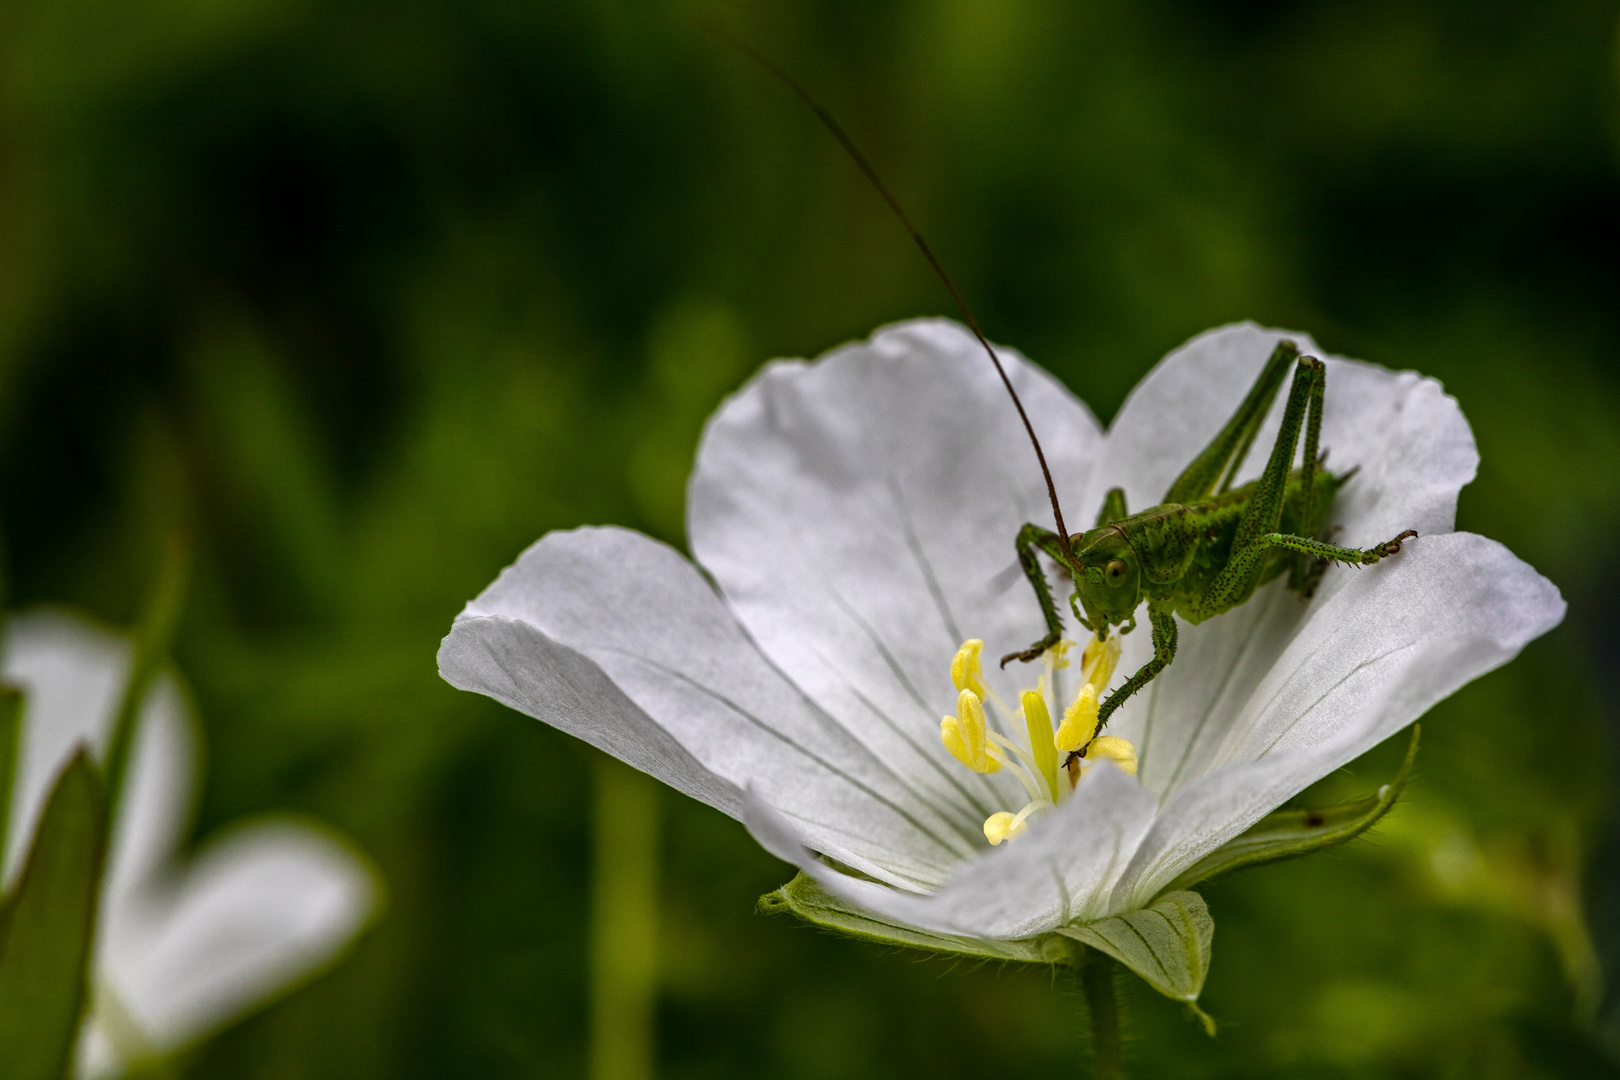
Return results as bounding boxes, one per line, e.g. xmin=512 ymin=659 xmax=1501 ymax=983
xmin=711 ymin=27 xmax=1075 ymax=560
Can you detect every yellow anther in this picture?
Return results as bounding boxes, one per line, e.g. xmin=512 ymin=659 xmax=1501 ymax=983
xmin=1020 ymin=689 xmax=1062 ymax=801
xmin=983 ymin=811 xmax=1027 ymax=846
xmin=1081 ymin=633 xmax=1121 ymax=690
xmin=1084 ymin=735 xmax=1138 ymax=776
xmin=940 ymin=688 xmax=1000 ymax=774
xmin=1055 ymin=684 xmax=1099 ymax=755
xmin=950 ymin=639 xmax=988 ymax=700
xmin=1048 ymin=638 xmax=1074 ymax=671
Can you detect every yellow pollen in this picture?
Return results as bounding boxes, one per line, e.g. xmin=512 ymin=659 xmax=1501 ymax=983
xmin=1055 ymin=684 xmax=1098 ymax=755
xmin=1055 ymin=632 xmax=1123 ymax=755
xmin=940 ymin=688 xmax=1000 ymax=774
xmin=983 ymin=811 xmax=1026 ymax=845
xmin=950 ymin=639 xmax=988 ymax=700
xmin=1083 ymin=735 xmax=1138 ymax=776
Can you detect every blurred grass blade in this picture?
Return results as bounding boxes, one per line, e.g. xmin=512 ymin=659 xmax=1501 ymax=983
xmin=590 ymin=756 xmax=659 ymax=1080
xmin=0 ymin=750 xmax=109 ymax=1080
xmin=1165 ymin=724 xmax=1421 ymax=894
xmin=102 ymin=536 xmax=190 ymax=818
xmin=760 ymin=873 xmax=1070 ymax=964
xmin=0 ymin=687 xmax=20 ymax=871
xmin=1060 ymin=890 xmax=1215 ymax=1031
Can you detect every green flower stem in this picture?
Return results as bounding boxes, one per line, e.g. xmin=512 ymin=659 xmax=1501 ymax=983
xmin=1081 ymin=950 xmax=1124 ymax=1080
xmin=590 ymin=755 xmax=660 ymax=1080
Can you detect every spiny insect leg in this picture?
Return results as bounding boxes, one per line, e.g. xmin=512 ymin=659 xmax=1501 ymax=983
xmin=1194 ymin=357 xmax=1322 ymax=617
xmin=1299 ymin=352 xmax=1326 ymax=530
xmin=1000 ymin=523 xmax=1072 ymax=667
xmin=1218 ymin=529 xmax=1421 ymax=594
xmin=1164 ymin=340 xmax=1297 ymax=504
xmin=1096 ymin=601 xmax=1177 ymax=727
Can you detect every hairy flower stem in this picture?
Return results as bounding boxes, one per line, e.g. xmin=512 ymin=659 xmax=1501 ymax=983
xmin=1081 ymin=951 xmax=1124 ymax=1080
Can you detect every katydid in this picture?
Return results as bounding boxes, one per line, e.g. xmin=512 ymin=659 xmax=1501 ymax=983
xmin=999 ymin=343 xmax=1417 ymax=737
xmin=727 ymin=36 xmax=1418 ymax=752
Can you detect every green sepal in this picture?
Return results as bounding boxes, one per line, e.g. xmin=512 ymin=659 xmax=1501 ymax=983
xmin=759 ymin=873 xmax=1071 ymax=965
xmin=1165 ymin=724 xmax=1420 ymax=895
xmin=1058 ymin=890 xmax=1215 ymax=1030
xmin=0 ymin=750 xmax=110 ymax=1080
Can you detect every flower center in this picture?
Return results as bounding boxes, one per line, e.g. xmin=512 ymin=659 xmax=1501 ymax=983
xmin=939 ymin=634 xmax=1137 ymax=845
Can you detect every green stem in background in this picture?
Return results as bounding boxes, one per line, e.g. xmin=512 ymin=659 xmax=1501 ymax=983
xmin=590 ymin=754 xmax=660 ymax=1080
xmin=1081 ymin=950 xmax=1125 ymax=1080
xmin=0 ymin=687 xmax=21 ymax=873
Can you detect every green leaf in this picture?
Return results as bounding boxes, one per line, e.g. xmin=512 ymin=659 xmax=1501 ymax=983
xmin=0 ymin=750 xmax=109 ymax=1080
xmin=1059 ymin=890 xmax=1215 ymax=1031
xmin=0 ymin=686 xmax=21 ymax=869
xmin=759 ymin=874 xmax=1071 ymax=965
xmin=1165 ymin=724 xmax=1421 ymax=894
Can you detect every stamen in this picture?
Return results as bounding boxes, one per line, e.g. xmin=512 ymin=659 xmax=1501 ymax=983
xmin=940 ymin=688 xmax=1001 ymax=774
xmin=985 ymin=731 xmax=1045 ymax=803
xmin=1081 ymin=634 xmax=1121 ymax=688
xmin=950 ymin=639 xmax=988 ymax=699
xmin=1055 ymin=632 xmax=1123 ymax=755
xmin=1083 ymin=735 xmax=1138 ymax=776
xmin=984 ymin=799 xmax=1048 ymax=846
xmin=983 ymin=811 xmax=1024 ymax=845
xmin=1055 ymin=684 xmax=1098 ymax=755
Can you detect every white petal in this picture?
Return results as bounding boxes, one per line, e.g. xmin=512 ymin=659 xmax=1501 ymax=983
xmin=1088 ymin=322 xmax=1477 ymax=553
xmin=1 ymin=610 xmax=185 ymax=893
xmin=688 ymin=319 xmax=1103 ymax=829
xmin=103 ymin=680 xmax=195 ymax=911
xmin=746 ymin=761 xmax=1158 ymax=939
xmin=440 ymin=525 xmax=986 ymax=890
xmin=1110 ymin=532 xmax=1563 ymax=911
xmin=97 ymin=821 xmax=377 ymax=1051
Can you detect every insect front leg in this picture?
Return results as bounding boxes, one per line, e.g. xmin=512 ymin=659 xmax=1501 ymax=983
xmin=1096 ymin=601 xmax=1177 ymax=727
xmin=1000 ymin=523 xmax=1075 ymax=667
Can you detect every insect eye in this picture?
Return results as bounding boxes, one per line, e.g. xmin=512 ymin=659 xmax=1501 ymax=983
xmin=1105 ymin=559 xmax=1127 ymax=586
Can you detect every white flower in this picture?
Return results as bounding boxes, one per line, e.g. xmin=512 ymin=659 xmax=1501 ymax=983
xmin=1 ymin=610 xmax=380 ymax=1078
xmin=439 ymin=319 xmax=1561 ymax=954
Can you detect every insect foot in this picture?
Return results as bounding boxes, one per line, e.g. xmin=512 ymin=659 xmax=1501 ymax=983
xmin=941 ymin=634 xmax=1137 ymax=846
xmin=999 ymin=634 xmax=1058 ymax=668
xmin=1366 ymin=529 xmax=1419 ymax=563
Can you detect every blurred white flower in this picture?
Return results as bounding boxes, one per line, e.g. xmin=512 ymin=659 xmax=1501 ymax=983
xmin=439 ymin=319 xmax=1561 ymax=947
xmin=1 ymin=610 xmax=379 ymax=1078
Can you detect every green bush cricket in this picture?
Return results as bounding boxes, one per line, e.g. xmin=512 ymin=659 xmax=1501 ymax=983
xmin=724 ymin=34 xmax=1419 ymax=757
xmin=999 ymin=345 xmax=1418 ymax=746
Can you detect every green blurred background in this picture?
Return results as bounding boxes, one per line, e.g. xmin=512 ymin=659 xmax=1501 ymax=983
xmin=3 ymin=0 xmax=1619 ymax=1076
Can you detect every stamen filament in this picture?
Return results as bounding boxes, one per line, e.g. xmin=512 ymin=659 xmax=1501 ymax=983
xmin=985 ymin=732 xmax=1044 ymax=803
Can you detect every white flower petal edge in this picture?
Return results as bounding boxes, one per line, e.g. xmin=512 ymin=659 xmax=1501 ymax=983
xmin=440 ymin=526 xmax=983 ymax=892
xmin=1108 ymin=531 xmax=1563 ymax=913
xmin=0 ymin=610 xmax=379 ymax=1079
xmin=441 ymin=318 xmax=1563 ymax=945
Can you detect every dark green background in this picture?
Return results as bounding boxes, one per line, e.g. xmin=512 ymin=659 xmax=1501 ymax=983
xmin=2 ymin=0 xmax=1618 ymax=1076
